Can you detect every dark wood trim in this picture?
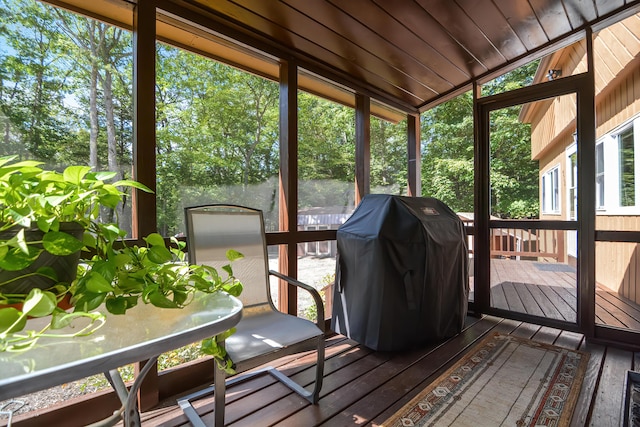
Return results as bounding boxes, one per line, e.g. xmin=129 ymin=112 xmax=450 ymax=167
xmin=593 ymin=325 xmax=640 ymax=351
xmin=5 ymin=389 xmax=122 ymax=427
xmin=490 ymin=220 xmax=578 ymax=230
xmin=578 ymin=28 xmax=596 ymax=339
xmin=132 ymin=0 xmax=159 ymax=411
xmin=475 ymin=74 xmax=600 ymax=335
xmin=266 ymin=230 xmax=337 ymax=245
xmin=132 ymin=0 xmax=157 ymax=239
xmin=483 ymin=307 xmax=582 ymax=333
xmin=278 ymin=60 xmax=298 ymax=315
xmin=407 ymin=113 xmax=421 ymax=197
xmin=135 ymin=359 xmax=159 ymax=412
xmin=42 ymin=0 xmax=134 ymax=30
xmin=475 ymin=73 xmax=587 ymax=111
xmin=355 ymin=93 xmax=370 ymax=204
xmin=595 ymin=230 xmax=640 ymax=242
xmin=474 ymin=82 xmax=490 ymax=312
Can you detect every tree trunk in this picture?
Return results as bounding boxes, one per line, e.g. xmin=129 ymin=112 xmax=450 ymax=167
xmin=104 ymin=69 xmax=118 ymax=179
xmin=88 ymin=22 xmax=99 ymax=171
xmin=103 ymin=68 xmax=119 ymax=223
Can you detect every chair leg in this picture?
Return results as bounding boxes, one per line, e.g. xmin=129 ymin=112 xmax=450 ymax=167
xmin=177 ymin=384 xmax=214 ymax=427
xmin=178 ymin=338 xmax=326 ymax=425
xmin=177 ymin=341 xmax=228 ymax=427
xmin=310 ymin=335 xmax=325 ymax=404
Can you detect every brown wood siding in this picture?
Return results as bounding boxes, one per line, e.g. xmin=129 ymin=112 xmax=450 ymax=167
xmin=530 ymin=93 xmax=577 ymax=161
xmin=534 ymin=14 xmax=640 ymax=304
xmin=531 ymin=14 xmax=640 ymax=159
xmin=597 ymin=62 xmax=640 ymax=136
xmin=595 ymin=241 xmax=640 ymax=304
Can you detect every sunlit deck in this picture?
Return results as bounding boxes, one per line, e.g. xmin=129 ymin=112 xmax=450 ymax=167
xmin=477 ymin=258 xmax=640 ymax=330
xmin=136 ymin=315 xmax=637 ymax=427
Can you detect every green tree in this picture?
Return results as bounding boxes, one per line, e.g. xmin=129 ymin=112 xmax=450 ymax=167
xmin=421 ymin=60 xmax=540 ymax=218
xmin=0 ymin=0 xmax=75 ymax=162
xmin=297 ymin=93 xmax=355 ymax=209
xmin=370 ymin=116 xmax=407 ymax=194
xmin=155 ymin=45 xmax=280 ymax=235
xmin=485 ymin=61 xmax=540 ymax=218
xmin=421 ymin=92 xmax=475 ymax=213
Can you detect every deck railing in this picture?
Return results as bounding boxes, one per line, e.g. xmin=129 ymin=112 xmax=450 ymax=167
xmin=463 ymin=220 xmax=564 ymax=262
xmin=489 ymin=226 xmax=563 ymax=261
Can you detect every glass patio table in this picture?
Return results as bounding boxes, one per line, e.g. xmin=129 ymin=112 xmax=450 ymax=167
xmin=0 ymin=291 xmax=242 ymax=426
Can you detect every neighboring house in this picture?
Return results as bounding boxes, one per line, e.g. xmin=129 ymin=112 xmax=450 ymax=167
xmin=297 ymin=206 xmax=353 ymax=256
xmin=520 ymin=13 xmax=640 ymax=305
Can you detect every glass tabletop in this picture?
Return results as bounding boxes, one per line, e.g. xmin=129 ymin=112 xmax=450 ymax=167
xmin=0 ymin=291 xmax=242 ymax=400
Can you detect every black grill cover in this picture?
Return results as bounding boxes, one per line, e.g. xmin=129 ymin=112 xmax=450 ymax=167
xmin=331 ymin=194 xmax=469 ymax=351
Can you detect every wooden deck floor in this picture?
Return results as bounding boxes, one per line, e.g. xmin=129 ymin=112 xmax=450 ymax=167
xmin=141 ymin=315 xmax=639 ymax=426
xmin=470 ymin=258 xmax=640 ymax=330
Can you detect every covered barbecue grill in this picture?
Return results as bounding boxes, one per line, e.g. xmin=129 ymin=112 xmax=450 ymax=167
xmin=331 ymin=194 xmax=469 ymax=351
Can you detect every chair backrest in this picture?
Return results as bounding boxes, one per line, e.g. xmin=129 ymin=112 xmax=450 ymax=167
xmin=185 ymin=205 xmax=271 ymax=308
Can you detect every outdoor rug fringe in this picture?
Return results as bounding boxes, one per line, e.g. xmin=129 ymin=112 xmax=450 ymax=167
xmin=382 ymin=333 xmax=589 ymax=427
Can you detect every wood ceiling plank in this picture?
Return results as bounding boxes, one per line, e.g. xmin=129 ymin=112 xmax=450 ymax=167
xmin=372 ymin=0 xmax=486 ymax=77
xmin=226 ymin=0 xmax=436 ymax=101
xmin=456 ymin=0 xmax=527 ymax=61
xmin=562 ymin=0 xmax=598 ymax=28
xmin=529 ymin=0 xmax=575 ymax=38
xmin=594 ymin=0 xmax=625 ymax=17
xmin=415 ymin=0 xmax=507 ymax=72
xmin=277 ymin=0 xmax=455 ymax=94
xmin=320 ymin=0 xmax=467 ymax=87
xmin=492 ymin=0 xmax=550 ymax=50
xmin=195 ymin=0 xmax=427 ymax=105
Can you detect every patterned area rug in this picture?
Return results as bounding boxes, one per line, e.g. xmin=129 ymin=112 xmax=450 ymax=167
xmin=382 ymin=333 xmax=589 ymax=427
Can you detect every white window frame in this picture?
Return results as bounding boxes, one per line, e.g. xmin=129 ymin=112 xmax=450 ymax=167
xmin=542 ymin=164 xmax=561 ymax=214
xmin=566 ymin=143 xmax=578 ymax=220
xmin=596 ymin=115 xmax=640 ymax=215
xmin=595 ymin=141 xmax=605 ymax=210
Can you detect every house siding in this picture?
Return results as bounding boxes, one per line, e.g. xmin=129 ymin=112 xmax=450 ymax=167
xmin=530 ymin=14 xmax=640 ymax=305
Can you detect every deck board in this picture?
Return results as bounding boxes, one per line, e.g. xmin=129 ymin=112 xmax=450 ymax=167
xmin=570 ymin=340 xmax=606 ymax=427
xmin=134 ymin=258 xmax=640 ymax=427
xmin=487 ymin=258 xmax=640 ymax=329
xmin=589 ymin=346 xmax=633 ymax=427
xmin=140 ymin=314 xmax=636 ymax=427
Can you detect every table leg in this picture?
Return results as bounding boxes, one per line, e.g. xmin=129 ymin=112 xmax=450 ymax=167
xmin=95 ymin=355 xmax=159 ymax=427
xmin=214 ymin=345 xmax=226 ymax=427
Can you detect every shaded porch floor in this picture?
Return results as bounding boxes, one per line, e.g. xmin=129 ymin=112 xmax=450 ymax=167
xmin=468 ymin=258 xmax=640 ymax=330
xmin=141 ymin=315 xmax=639 ymax=426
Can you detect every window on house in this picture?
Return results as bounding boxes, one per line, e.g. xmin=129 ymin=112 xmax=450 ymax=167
xmin=542 ymin=166 xmax=560 ymax=213
xmin=593 ymin=118 xmax=639 ymax=215
xmin=618 ymin=127 xmax=635 ymax=207
xmin=569 ymin=151 xmax=577 ymax=218
xmin=595 ymin=142 xmax=605 ymax=209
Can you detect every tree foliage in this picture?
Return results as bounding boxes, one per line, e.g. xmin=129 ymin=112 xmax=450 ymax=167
xmin=0 ymin=0 xmax=542 ymax=237
xmin=421 ymin=61 xmax=540 ymax=218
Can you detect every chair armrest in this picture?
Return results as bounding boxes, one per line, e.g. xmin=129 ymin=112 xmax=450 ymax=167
xmin=268 ymin=270 xmax=325 ymax=332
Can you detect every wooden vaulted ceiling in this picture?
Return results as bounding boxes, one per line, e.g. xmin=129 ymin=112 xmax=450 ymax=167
xmin=50 ymin=0 xmax=640 ymax=116
xmin=181 ymin=0 xmax=640 ymax=113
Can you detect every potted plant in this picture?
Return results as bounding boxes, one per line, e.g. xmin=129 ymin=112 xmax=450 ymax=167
xmin=0 ymin=155 xmax=243 ymax=362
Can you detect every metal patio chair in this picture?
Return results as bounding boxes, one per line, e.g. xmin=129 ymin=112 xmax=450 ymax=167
xmin=178 ymin=204 xmax=325 ymax=427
